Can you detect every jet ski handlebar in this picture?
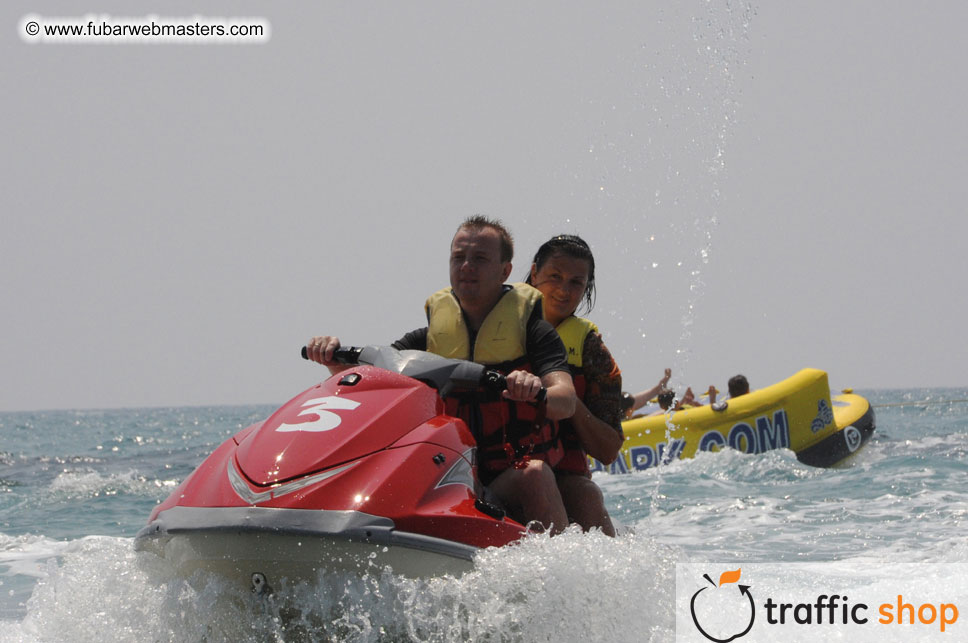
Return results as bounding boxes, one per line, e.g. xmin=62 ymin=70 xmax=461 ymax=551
xmin=300 ymin=344 xmax=545 ymax=401
xmin=460 ymin=370 xmax=547 ymax=402
xmin=300 ymin=345 xmax=363 ymax=364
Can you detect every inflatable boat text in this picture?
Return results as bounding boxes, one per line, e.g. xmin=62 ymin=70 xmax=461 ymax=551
xmin=591 ymin=409 xmax=791 ymax=473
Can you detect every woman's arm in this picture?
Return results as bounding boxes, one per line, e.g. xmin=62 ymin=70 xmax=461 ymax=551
xmin=569 ymin=396 xmax=624 ymax=464
xmin=574 ymin=332 xmax=627 ymax=463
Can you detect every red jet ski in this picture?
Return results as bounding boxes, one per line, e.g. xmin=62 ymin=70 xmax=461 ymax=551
xmin=135 ymin=346 xmax=529 ymax=592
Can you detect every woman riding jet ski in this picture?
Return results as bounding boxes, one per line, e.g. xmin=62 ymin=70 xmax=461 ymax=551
xmin=135 ymin=346 xmax=536 ymax=593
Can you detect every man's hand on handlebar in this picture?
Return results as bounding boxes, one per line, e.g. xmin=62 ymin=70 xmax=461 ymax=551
xmin=305 ymin=336 xmax=352 ymax=375
xmin=502 ymin=370 xmax=544 ymax=403
xmin=305 ymin=336 xmax=341 ymax=364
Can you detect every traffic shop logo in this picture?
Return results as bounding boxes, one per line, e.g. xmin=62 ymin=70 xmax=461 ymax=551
xmin=689 ymin=568 xmax=755 ymax=642
xmin=681 ymin=564 xmax=961 ymax=641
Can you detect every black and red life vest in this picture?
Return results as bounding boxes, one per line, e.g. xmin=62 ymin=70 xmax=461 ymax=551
xmin=425 ymin=283 xmax=563 ymax=482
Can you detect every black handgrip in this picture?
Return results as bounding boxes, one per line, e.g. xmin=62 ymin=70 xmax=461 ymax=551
xmin=300 ymin=345 xmax=364 ymax=364
xmin=481 ymin=370 xmax=547 ymax=402
xmin=480 ymin=370 xmax=507 ymax=393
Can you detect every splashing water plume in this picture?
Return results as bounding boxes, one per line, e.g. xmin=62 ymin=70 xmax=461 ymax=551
xmin=584 ymin=1 xmax=756 ymax=512
xmin=5 ymin=531 xmax=678 ymax=643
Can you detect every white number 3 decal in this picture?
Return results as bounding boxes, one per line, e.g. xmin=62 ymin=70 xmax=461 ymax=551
xmin=276 ymin=396 xmax=361 ymax=433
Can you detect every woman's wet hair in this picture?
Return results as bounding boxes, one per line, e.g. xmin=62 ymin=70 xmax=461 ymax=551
xmin=524 ymin=234 xmax=597 ymax=314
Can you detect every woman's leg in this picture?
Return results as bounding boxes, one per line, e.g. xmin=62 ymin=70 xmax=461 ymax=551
xmin=556 ymin=473 xmax=616 ymax=537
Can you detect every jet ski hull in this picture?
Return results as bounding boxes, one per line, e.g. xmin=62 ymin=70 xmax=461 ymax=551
xmin=135 ymin=351 xmax=529 ymax=591
xmin=136 ymin=506 xmax=478 ymax=589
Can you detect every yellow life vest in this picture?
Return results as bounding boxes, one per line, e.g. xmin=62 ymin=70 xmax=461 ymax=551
xmin=425 ymin=282 xmax=542 ymax=366
xmin=554 ymin=315 xmax=599 ymax=476
xmin=554 ymin=316 xmax=599 ymax=369
xmin=424 ymin=282 xmax=562 ymax=480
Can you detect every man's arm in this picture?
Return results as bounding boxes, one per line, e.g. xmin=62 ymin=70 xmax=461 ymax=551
xmin=540 ymin=370 xmax=577 ymax=420
xmin=391 ymin=328 xmax=428 ymax=351
xmin=503 ymin=369 xmax=576 ymax=420
xmin=307 ymin=329 xmax=428 ymax=375
xmin=506 ymin=306 xmax=576 ymax=420
xmin=305 ymin=335 xmax=353 ymax=375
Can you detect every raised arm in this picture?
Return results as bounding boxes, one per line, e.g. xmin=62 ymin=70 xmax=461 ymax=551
xmin=630 ymin=368 xmax=672 ymax=411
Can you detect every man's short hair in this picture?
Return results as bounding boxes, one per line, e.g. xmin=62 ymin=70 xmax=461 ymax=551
xmin=728 ymin=374 xmax=749 ymax=397
xmin=456 ymin=215 xmax=514 ymax=263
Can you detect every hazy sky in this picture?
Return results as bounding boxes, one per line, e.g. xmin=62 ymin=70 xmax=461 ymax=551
xmin=3 ymin=2 xmax=966 ymax=412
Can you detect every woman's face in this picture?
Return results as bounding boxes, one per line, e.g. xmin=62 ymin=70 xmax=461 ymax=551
xmin=530 ymin=253 xmax=591 ymax=326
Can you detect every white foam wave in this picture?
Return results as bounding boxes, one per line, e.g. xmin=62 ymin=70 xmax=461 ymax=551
xmin=46 ymin=470 xmax=179 ymax=501
xmin=590 ymin=440 xmax=968 ymax=566
xmin=0 ymin=535 xmax=69 ymax=579
xmin=2 ymin=531 xmax=962 ymax=643
xmin=0 ymin=530 xmax=679 ymax=643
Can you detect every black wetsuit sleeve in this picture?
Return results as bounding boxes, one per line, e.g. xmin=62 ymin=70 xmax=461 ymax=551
xmin=526 ymin=306 xmax=570 ymax=377
xmin=391 ymin=328 xmax=428 ymax=351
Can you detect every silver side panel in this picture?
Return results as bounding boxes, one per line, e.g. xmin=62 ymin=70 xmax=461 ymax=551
xmin=135 ymin=506 xmax=478 ymax=584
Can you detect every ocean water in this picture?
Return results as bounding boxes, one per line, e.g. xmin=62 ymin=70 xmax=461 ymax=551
xmin=1 ymin=389 xmax=966 ymax=642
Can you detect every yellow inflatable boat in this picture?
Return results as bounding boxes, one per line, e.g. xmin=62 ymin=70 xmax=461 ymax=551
xmin=590 ymin=368 xmax=875 ymax=473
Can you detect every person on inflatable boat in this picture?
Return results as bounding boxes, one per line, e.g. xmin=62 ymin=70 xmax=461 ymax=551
xmin=628 ymin=378 xmax=716 ymax=416
xmin=705 ymin=374 xmax=749 ymax=406
xmin=306 ymin=216 xmax=577 ymax=535
xmin=623 ymin=368 xmax=672 ymax=416
xmin=645 ymin=388 xmax=703 ymax=415
xmin=524 ymin=234 xmax=626 ymax=536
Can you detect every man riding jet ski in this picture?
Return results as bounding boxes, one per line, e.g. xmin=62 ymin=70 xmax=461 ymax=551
xmin=137 ymin=216 xmax=577 ymax=590
xmin=306 ymin=216 xmax=577 ymax=534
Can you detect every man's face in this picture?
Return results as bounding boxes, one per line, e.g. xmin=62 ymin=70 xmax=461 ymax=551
xmin=449 ymin=226 xmax=512 ymax=308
